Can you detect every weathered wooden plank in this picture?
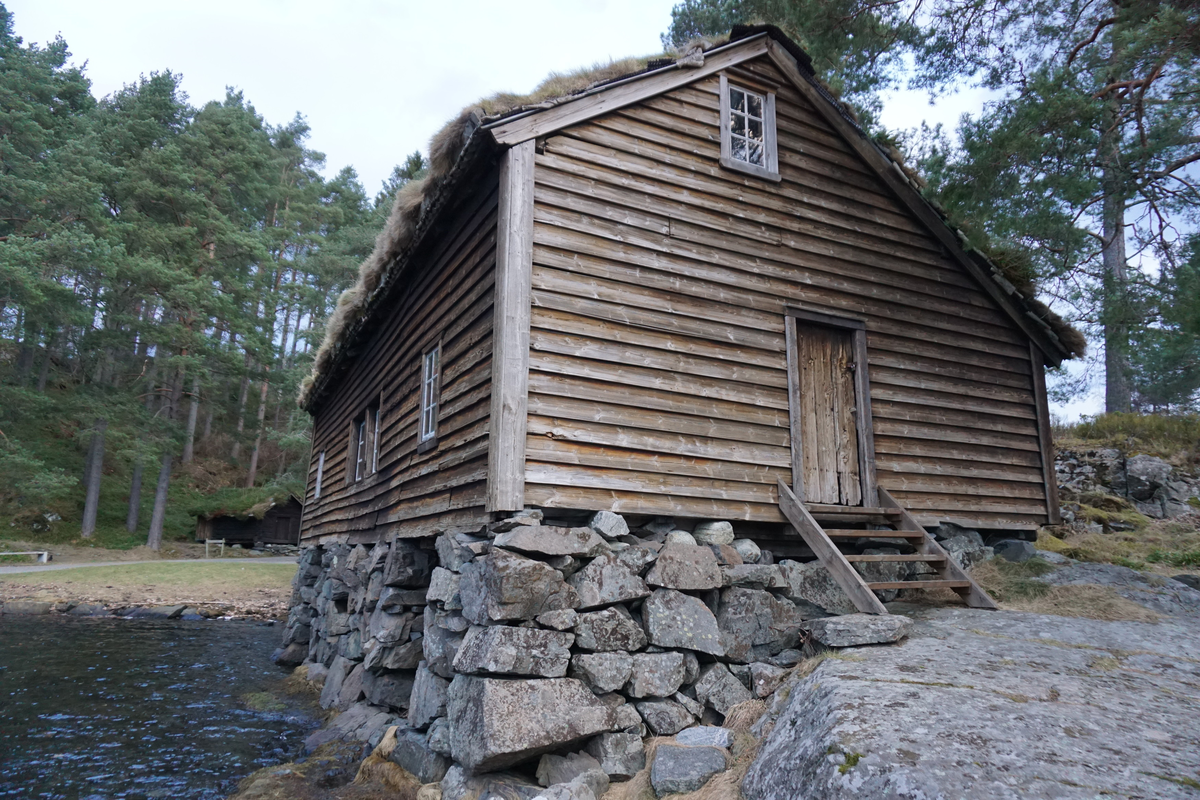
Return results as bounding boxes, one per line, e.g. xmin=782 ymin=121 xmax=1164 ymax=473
xmin=526 ymin=436 xmax=791 ymax=485
xmin=777 ymin=480 xmax=888 ymax=614
xmin=784 ymin=316 xmax=804 ymax=498
xmin=524 ymin=482 xmax=785 ymax=521
xmin=1030 ymin=343 xmax=1062 ymax=524
xmin=487 ymin=139 xmax=535 ymax=512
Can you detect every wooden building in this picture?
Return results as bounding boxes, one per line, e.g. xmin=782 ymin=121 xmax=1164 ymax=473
xmin=296 ymin=26 xmax=1079 ymax=557
xmin=195 ymin=495 xmax=303 ymax=547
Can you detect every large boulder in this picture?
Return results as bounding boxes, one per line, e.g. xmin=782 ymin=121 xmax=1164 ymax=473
xmin=645 ymin=543 xmax=723 ymax=590
xmin=573 ymin=606 xmax=648 ymax=652
xmin=567 ymin=553 xmax=651 ymax=609
xmin=446 ymin=676 xmax=618 ymax=771
xmin=494 ymin=525 xmax=608 ymax=557
xmin=651 ymin=744 xmax=728 ymax=796
xmin=453 ymin=625 xmax=574 ymax=678
xmin=364 ymin=670 xmax=413 ymax=711
xmin=641 ymin=589 xmax=724 ymax=656
xmin=802 ymin=613 xmax=913 ymax=647
xmin=716 ymin=587 xmax=805 ymax=663
xmin=777 ymin=560 xmax=857 ymax=616
xmin=460 ymin=548 xmax=579 ymax=624
xmin=1125 ymin=454 xmax=1173 ymax=501
xmin=408 ymin=662 xmax=450 ymax=729
xmin=691 ymin=520 xmax=735 ymax=546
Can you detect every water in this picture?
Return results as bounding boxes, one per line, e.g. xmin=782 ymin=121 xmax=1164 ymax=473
xmin=0 ymin=615 xmax=319 ymax=800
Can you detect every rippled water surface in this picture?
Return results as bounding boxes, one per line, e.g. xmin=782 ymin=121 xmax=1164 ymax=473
xmin=0 ymin=614 xmax=317 ymax=800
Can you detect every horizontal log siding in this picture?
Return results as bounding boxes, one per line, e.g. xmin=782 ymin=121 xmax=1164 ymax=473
xmin=525 ymin=57 xmax=1048 ymax=529
xmin=302 ymin=184 xmax=499 ymax=542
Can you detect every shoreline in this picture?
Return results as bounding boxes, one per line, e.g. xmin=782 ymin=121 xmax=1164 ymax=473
xmin=0 ymin=596 xmax=286 ymax=621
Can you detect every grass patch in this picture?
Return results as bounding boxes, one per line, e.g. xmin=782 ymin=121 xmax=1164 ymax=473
xmin=1146 ymin=548 xmax=1200 ymax=568
xmin=970 ymin=557 xmax=1058 ymax=602
xmin=242 ymin=691 xmax=287 ymax=712
xmin=1039 ymin=517 xmax=1200 ymax=570
xmin=0 ymin=560 xmax=295 ymax=591
xmin=1054 ymin=412 xmax=1200 ymax=463
xmin=970 ymin=558 xmax=1161 ymax=622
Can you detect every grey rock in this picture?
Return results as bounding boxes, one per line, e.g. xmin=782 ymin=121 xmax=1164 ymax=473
xmin=636 ymin=699 xmax=695 ymax=735
xmin=537 ymin=608 xmax=578 ymax=630
xmin=436 ymin=532 xmax=475 ymax=572
xmin=1126 ymin=454 xmax=1173 ymax=500
xmin=1174 ymin=574 xmax=1200 ymax=591
xmin=940 ymin=531 xmax=994 ymax=570
xmin=616 ymin=544 xmax=659 ymax=574
xmin=490 ymin=508 xmax=544 ymax=532
xmin=126 ymin=604 xmax=187 ymax=619
xmin=446 ymin=676 xmax=617 ymax=771
xmin=368 ymin=607 xmax=414 ymax=646
xmin=651 ymin=744 xmax=727 ymax=796
xmin=625 ymin=652 xmax=688 ymax=698
xmin=383 ymin=540 xmax=434 ymax=587
xmin=537 ymin=751 xmax=603 ymax=787
xmin=676 ymin=725 xmax=734 ymax=748
xmin=993 ymin=539 xmax=1037 ymax=563
xmin=535 ymin=770 xmax=608 ymax=800
xmin=319 ymin=655 xmax=352 ymax=709
xmin=732 ymin=538 xmax=761 ymax=563
xmin=422 ymin=607 xmax=465 ymax=679
xmin=365 ymin=670 xmax=412 ymax=711
xmin=439 ymin=764 xmax=543 ymax=800
xmin=389 ymin=729 xmax=450 ymax=783
xmin=613 ymin=702 xmax=643 ymax=732
xmin=802 ymin=613 xmax=912 ymax=647
xmin=337 ymin=663 xmax=367 ymax=709
xmin=709 ymin=543 xmax=744 ymax=566
xmin=645 ymin=543 xmax=723 ymax=590
xmin=427 ymin=567 xmax=462 ymax=609
xmin=691 ymin=520 xmax=735 ymax=546
xmin=380 ymin=639 xmax=425 ymax=671
xmin=460 ymin=548 xmax=579 ymax=624
xmin=570 ymin=652 xmax=633 ymax=694
xmin=567 ymin=552 xmax=650 ymax=610
xmin=494 ymin=525 xmax=608 ymax=558
xmin=1036 ymin=549 xmax=1077 ymax=566
xmin=589 ymin=510 xmax=629 ymax=540
xmin=776 ymin=559 xmax=858 ymax=616
xmin=427 ymin=716 xmax=452 ymax=756
xmin=1036 ymin=563 xmax=1200 ymax=616
xmin=585 ymin=732 xmax=645 ymax=780
xmin=453 ymin=625 xmax=574 ymax=678
xmin=641 ymin=589 xmax=724 ymax=656
xmin=716 ymin=587 xmax=804 ymax=663
xmin=574 ymin=605 xmax=648 ymax=652
xmin=272 ymin=642 xmax=307 ymax=667
xmin=672 ymin=690 xmax=704 ymax=718
xmin=749 ymin=662 xmax=788 ymax=698
xmin=721 ymin=564 xmax=785 ymax=589
xmin=339 ymin=629 xmax=364 ymax=661
xmin=408 ymin=662 xmax=449 ymax=729
xmin=665 ymin=530 xmax=698 ymax=546
xmin=682 ymin=651 xmax=700 ymax=683
xmin=694 ymin=663 xmax=753 ymax=715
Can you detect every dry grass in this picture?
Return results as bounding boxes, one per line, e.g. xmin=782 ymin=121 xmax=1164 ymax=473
xmin=969 ymin=559 xmax=1162 ymax=623
xmin=1039 ymin=518 xmax=1200 ymax=573
xmin=1053 ymin=412 xmax=1200 ymax=464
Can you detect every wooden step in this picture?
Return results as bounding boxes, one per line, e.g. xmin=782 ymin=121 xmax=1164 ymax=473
xmin=823 ymin=529 xmax=925 ymax=540
xmin=806 ymin=504 xmax=903 ymax=520
xmin=844 ymin=553 xmax=947 ymax=563
xmin=866 ymin=579 xmax=970 ymax=590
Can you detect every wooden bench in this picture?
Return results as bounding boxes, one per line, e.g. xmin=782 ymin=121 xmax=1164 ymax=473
xmin=204 ymin=539 xmax=226 ymax=558
xmin=3 ymin=551 xmax=51 ymax=563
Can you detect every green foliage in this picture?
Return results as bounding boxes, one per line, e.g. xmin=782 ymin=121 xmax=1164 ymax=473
xmin=1055 ymin=412 xmax=1200 ymax=461
xmin=1146 ymin=549 xmax=1200 ymax=568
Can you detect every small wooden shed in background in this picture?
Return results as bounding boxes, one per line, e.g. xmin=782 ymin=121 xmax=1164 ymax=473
xmin=194 ymin=494 xmax=303 ymax=547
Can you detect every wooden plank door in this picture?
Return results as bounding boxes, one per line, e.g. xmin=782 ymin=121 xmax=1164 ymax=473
xmin=793 ymin=322 xmax=862 ymax=505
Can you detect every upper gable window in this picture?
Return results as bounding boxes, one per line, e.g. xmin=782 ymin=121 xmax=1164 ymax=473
xmin=719 ymin=73 xmax=779 ymax=182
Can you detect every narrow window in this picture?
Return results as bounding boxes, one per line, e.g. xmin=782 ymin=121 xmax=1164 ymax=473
xmin=719 ymin=74 xmax=779 ymax=181
xmin=372 ymin=406 xmax=381 ymax=472
xmin=314 ymin=451 xmax=325 ymax=500
xmin=354 ymin=419 xmax=368 ymax=480
xmin=419 ymin=344 xmax=441 ymax=450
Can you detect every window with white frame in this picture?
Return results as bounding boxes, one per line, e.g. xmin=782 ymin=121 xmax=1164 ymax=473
xmin=719 ymin=74 xmax=779 ymax=181
xmin=354 ymin=418 xmax=368 ymax=481
xmin=314 ymin=451 xmax=325 ymax=500
xmin=419 ymin=344 xmax=441 ymax=448
xmin=372 ymin=406 xmax=381 ymax=472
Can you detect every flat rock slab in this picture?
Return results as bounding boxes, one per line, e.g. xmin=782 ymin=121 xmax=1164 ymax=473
xmin=743 ymin=606 xmax=1200 ymax=799
xmin=494 ymin=525 xmax=608 ymax=558
xmin=453 ymin=625 xmax=574 ymax=678
xmin=652 ymin=744 xmax=728 ymax=796
xmin=1035 ymin=562 xmax=1200 ymax=616
xmin=802 ymin=613 xmax=913 ymax=647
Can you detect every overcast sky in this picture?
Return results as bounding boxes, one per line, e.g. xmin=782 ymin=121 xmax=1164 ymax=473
xmin=11 ymin=1 xmax=1098 ymax=417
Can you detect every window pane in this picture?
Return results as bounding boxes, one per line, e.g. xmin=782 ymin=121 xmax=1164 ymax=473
xmin=730 ymin=88 xmax=745 ymax=112
xmin=747 ymin=93 xmax=763 ymax=118
xmin=748 ymin=140 xmax=764 ymax=165
xmin=731 ymin=114 xmax=746 ymax=137
xmin=748 ymin=117 xmax=763 ymax=141
xmin=731 ymin=136 xmax=747 ymax=161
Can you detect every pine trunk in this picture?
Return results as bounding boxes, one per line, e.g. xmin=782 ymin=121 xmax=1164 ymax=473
xmin=126 ymin=458 xmax=143 ymax=532
xmin=80 ymin=418 xmax=108 ymax=538
xmin=145 ymin=452 xmax=172 ymax=550
xmin=231 ymin=352 xmax=251 ymax=460
xmin=182 ymin=375 xmax=201 ymax=463
xmin=245 ymin=367 xmax=271 ymax=488
xmin=1099 ymin=47 xmax=1132 ymax=415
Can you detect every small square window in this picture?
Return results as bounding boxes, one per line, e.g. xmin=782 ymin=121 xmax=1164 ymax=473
xmin=720 ymin=74 xmax=779 ymax=181
xmin=420 ymin=344 xmax=441 ymax=449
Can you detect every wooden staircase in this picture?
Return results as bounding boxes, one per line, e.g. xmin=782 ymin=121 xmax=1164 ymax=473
xmin=777 ymin=480 xmax=997 ymax=614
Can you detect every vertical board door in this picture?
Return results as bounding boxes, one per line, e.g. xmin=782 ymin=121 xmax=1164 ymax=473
xmin=794 ymin=323 xmax=863 ymax=505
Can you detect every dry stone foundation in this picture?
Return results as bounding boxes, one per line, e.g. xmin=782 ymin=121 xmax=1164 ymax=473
xmin=274 ymin=509 xmax=993 ymax=797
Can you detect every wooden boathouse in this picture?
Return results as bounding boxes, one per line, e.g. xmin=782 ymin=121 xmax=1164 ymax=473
xmin=294 ymin=26 xmax=1079 ymax=608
